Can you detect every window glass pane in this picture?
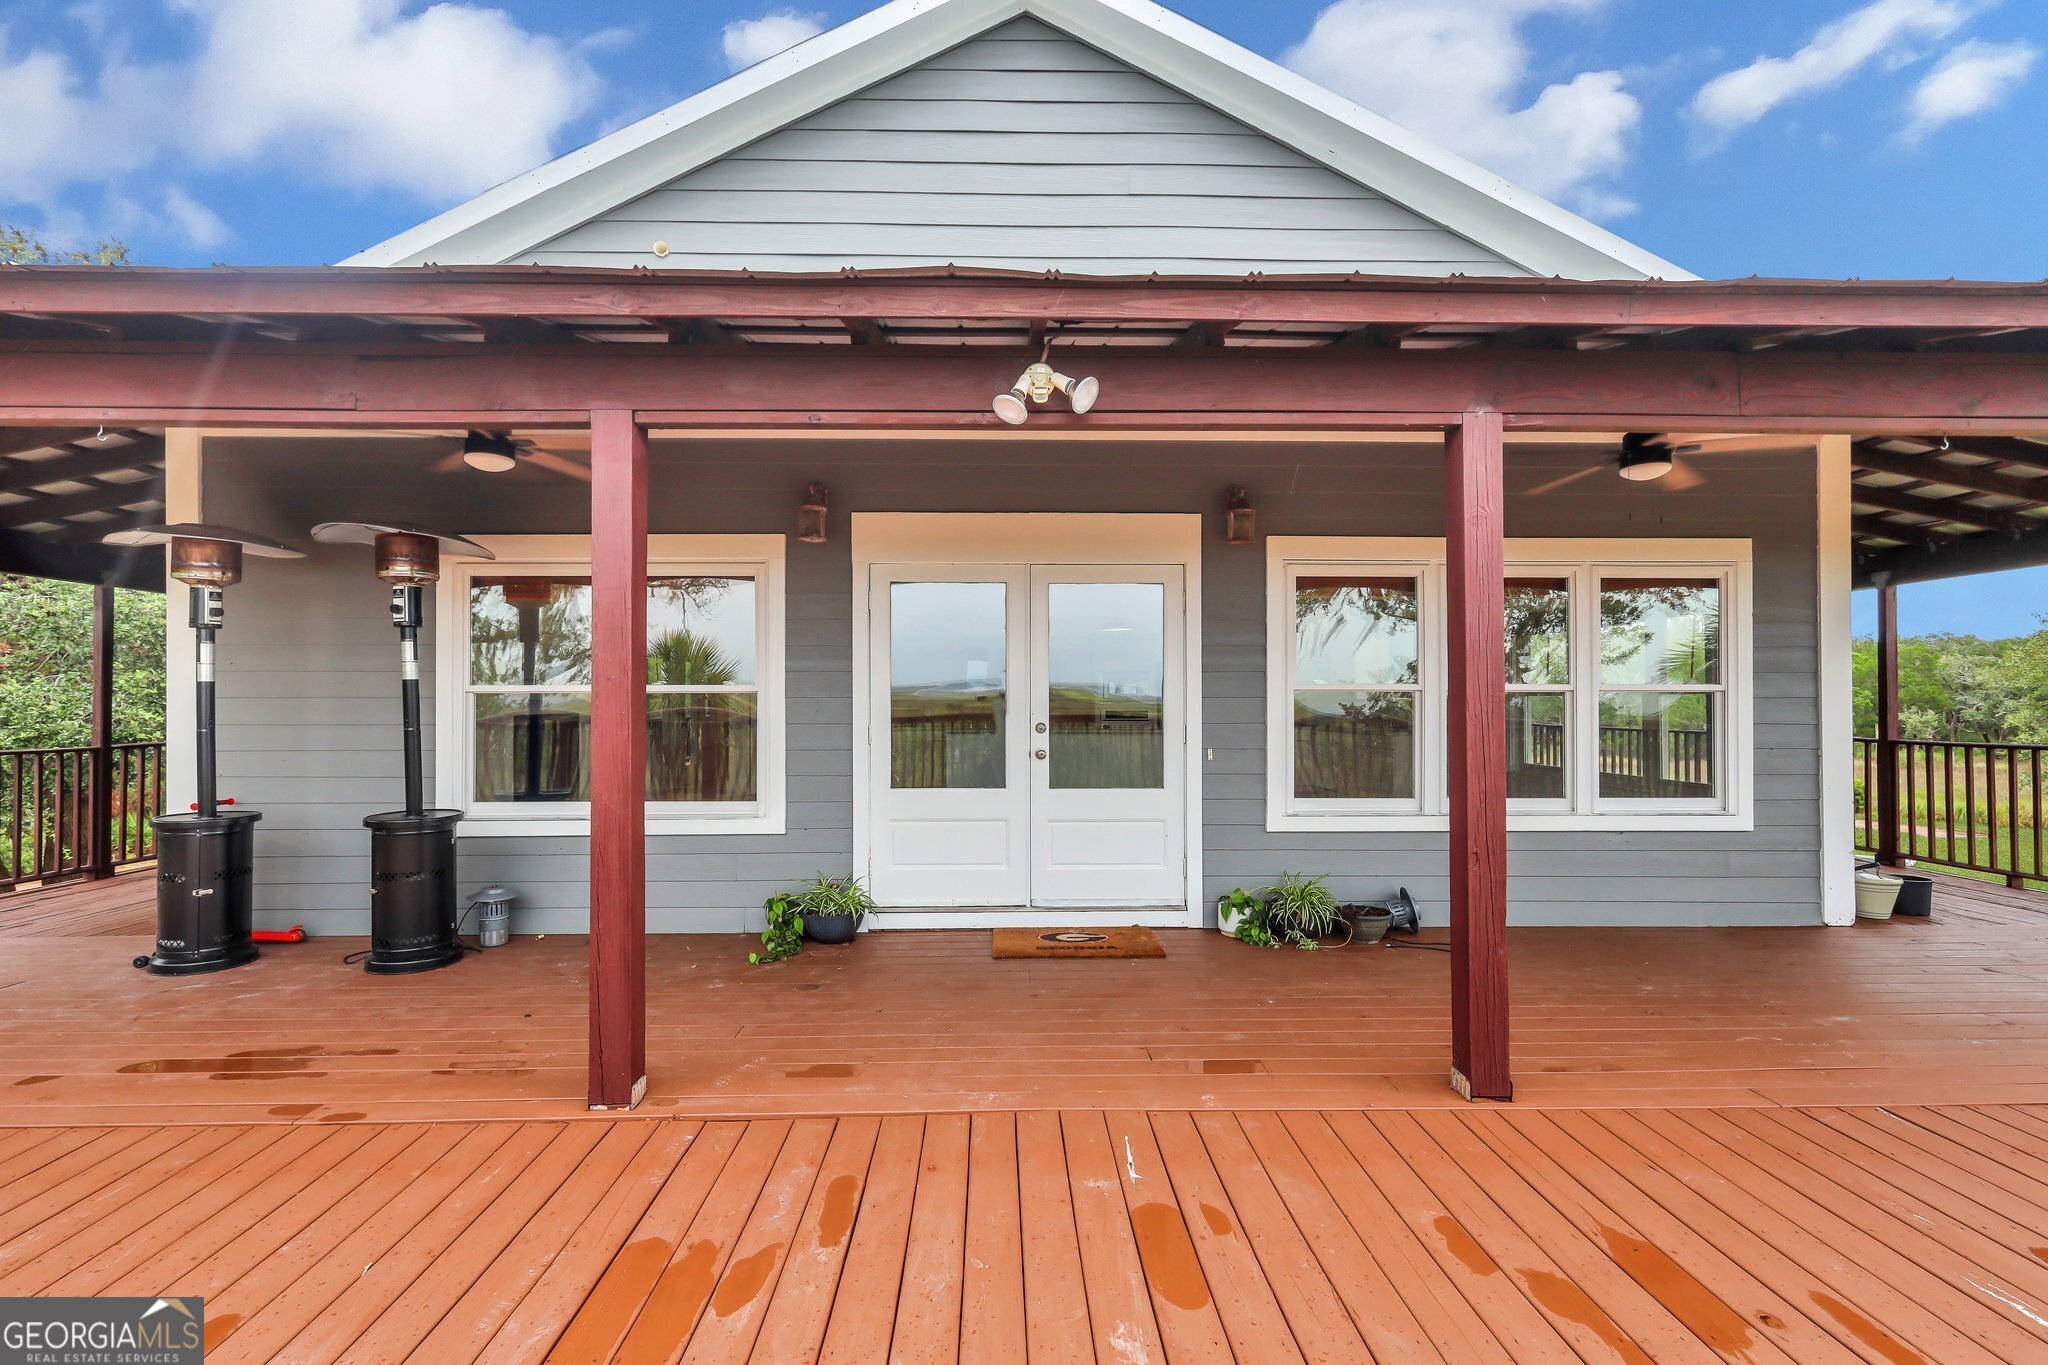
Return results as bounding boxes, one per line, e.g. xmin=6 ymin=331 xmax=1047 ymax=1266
xmin=647 ymin=577 xmax=756 ymax=685
xmin=1598 ymin=692 xmax=1719 ymax=800
xmin=1295 ymin=576 xmax=1419 ymax=686
xmin=470 ymin=578 xmax=591 ymax=686
xmin=1505 ymin=577 xmax=1570 ymax=685
xmin=1507 ymin=693 xmax=1567 ymax=800
xmin=1600 ymin=578 xmax=1722 ymax=685
xmin=648 ymin=694 xmax=758 ymax=802
xmin=891 ymin=582 xmax=1007 ymax=789
xmin=1047 ymin=582 xmax=1165 ymax=790
xmin=475 ymin=692 xmax=588 ymax=801
xmin=1293 ymin=691 xmax=1415 ymax=800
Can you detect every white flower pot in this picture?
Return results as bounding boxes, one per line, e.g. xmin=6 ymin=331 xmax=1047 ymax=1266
xmin=1855 ymin=872 xmax=1902 ymax=921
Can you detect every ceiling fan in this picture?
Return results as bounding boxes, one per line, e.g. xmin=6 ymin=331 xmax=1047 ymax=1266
xmin=1521 ymin=433 xmax=1708 ymax=497
xmin=426 ymin=430 xmax=591 ymax=482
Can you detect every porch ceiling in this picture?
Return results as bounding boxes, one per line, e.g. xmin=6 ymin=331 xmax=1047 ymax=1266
xmin=6 ymin=263 xmax=2048 ymax=584
xmin=0 ymin=428 xmax=166 ymax=589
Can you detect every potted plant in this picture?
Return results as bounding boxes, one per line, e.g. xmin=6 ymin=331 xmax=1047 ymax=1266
xmin=1265 ymin=872 xmax=1343 ymax=943
xmin=1217 ymin=886 xmax=1261 ymax=937
xmin=797 ymin=874 xmax=873 ymax=944
xmin=1343 ymin=903 xmax=1394 ymax=944
xmin=751 ymin=893 xmax=805 ymax=965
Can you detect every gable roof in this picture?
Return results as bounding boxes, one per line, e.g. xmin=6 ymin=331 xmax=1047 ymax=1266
xmin=342 ymin=0 xmax=1691 ymax=281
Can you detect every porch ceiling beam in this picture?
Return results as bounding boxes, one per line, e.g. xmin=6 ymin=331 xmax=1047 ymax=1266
xmin=1848 ymin=482 xmax=2043 ymax=536
xmin=9 ymin=345 xmax=2048 ymax=431
xmin=0 ymin=473 xmax=165 ymax=527
xmin=0 ymin=427 xmax=94 ymax=459
xmin=1851 ymin=440 xmax=2048 ymax=503
xmin=1931 ymin=434 xmax=2048 ymax=472
xmin=1858 ymin=522 xmax=2048 ymax=585
xmin=0 ymin=437 xmax=164 ymax=494
xmin=14 ymin=272 xmax=2048 ymax=331
xmin=1852 ymin=515 xmax=1958 ymax=547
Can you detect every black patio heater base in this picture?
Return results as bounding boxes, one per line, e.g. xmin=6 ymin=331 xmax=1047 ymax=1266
xmin=143 ymin=810 xmax=263 ymax=975
xmin=363 ymin=809 xmax=465 ymax=974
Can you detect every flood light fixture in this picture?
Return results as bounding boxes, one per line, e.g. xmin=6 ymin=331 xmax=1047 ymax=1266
xmin=992 ymin=345 xmax=1100 ymax=425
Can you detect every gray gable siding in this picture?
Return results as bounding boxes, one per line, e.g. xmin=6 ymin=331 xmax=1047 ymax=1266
xmin=523 ymin=18 xmax=1526 ymax=276
xmin=202 ymin=435 xmax=1819 ymax=937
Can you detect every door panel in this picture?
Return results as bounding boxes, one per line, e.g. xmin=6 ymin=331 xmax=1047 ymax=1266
xmin=869 ymin=571 xmax=1029 ymax=905
xmin=1030 ymin=567 xmax=1185 ymax=905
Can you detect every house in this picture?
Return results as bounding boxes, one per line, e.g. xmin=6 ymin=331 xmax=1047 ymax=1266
xmin=5 ymin=0 xmax=2048 ymax=1108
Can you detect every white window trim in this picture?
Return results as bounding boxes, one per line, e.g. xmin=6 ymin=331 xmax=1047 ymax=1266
xmin=1266 ymin=536 xmax=1754 ymax=833
xmin=434 ymin=534 xmax=787 ymax=837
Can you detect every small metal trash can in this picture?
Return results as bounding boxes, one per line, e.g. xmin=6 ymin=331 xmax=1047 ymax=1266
xmin=472 ymin=886 xmax=515 ymax=948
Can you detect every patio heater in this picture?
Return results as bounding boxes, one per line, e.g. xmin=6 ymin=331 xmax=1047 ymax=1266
xmin=103 ymin=522 xmax=304 ymax=975
xmin=311 ymin=521 xmax=494 ymax=973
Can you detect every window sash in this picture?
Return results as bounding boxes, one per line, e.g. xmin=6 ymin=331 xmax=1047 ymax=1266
xmin=1283 ymin=563 xmax=1436 ymax=813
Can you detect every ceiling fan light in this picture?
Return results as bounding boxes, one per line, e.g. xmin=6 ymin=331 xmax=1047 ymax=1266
xmin=461 ymin=431 xmax=519 ymax=473
xmin=993 ymin=387 xmax=1030 ymax=425
xmin=1618 ymin=433 xmax=1673 ymax=482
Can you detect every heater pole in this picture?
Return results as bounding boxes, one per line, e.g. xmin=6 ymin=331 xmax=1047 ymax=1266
xmin=190 ymin=584 xmax=221 ymax=819
xmin=395 ymin=585 xmax=425 ymax=818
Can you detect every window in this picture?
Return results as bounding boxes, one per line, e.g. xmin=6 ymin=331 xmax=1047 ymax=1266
xmin=1267 ymin=538 xmax=1751 ymax=832
xmin=437 ymin=536 xmax=785 ymax=835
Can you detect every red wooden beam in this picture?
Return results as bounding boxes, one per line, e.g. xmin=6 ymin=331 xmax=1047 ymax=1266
xmin=1875 ymin=580 xmax=1901 ymax=869
xmin=10 ymin=269 xmax=2048 ymax=330
xmin=1446 ymin=410 xmax=1511 ymax=1103
xmin=587 ymin=409 xmax=647 ymax=1110
xmin=8 ymin=346 xmax=2048 ymax=430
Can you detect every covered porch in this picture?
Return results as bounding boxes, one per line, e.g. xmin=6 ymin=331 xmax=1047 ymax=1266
xmin=7 ymin=266 xmax=2048 ymax=1112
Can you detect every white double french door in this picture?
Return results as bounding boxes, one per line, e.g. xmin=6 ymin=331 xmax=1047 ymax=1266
xmin=868 ymin=563 xmax=1185 ymax=910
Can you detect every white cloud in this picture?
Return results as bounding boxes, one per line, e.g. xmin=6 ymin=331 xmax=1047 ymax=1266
xmin=1691 ymin=0 xmax=1980 ymax=134
xmin=1282 ymin=0 xmax=1641 ymax=218
xmin=1902 ymin=38 xmax=2037 ymax=142
xmin=722 ymin=10 xmax=826 ymax=72
xmin=0 ymin=0 xmax=601 ymax=243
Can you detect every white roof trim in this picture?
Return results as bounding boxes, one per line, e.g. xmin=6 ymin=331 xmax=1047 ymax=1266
xmin=342 ymin=0 xmax=1692 ymax=281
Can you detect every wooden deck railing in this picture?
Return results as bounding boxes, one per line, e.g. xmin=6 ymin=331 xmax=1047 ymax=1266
xmin=1 ymin=742 xmax=165 ymax=891
xmin=1855 ymin=736 xmax=2046 ymax=887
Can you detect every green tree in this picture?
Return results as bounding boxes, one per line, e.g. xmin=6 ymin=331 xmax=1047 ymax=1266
xmin=0 ymin=578 xmax=166 ymax=749
xmin=0 ymin=223 xmax=130 ymax=266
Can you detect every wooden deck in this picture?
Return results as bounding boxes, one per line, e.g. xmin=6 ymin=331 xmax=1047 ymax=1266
xmin=3 ymin=872 xmax=2047 ymax=1124
xmin=4 ymin=874 xmax=2048 ymax=1361
xmin=6 ymin=1103 xmax=2048 ymax=1362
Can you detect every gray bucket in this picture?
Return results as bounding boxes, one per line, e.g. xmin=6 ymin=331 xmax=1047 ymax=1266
xmin=472 ymin=886 xmax=515 ymax=947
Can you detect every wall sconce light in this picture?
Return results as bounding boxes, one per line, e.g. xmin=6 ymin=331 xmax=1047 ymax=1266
xmin=797 ymin=482 xmax=829 ymax=543
xmin=992 ymin=346 xmax=1100 ymax=425
xmin=1224 ymin=486 xmax=1256 ymax=545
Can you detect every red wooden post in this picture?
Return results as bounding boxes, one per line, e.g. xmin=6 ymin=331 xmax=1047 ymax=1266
xmin=87 ymin=582 xmax=115 ymax=879
xmin=1446 ymin=410 xmax=1511 ymax=1102
xmin=588 ymin=410 xmax=648 ymax=1109
xmin=1874 ymin=577 xmax=1901 ymax=868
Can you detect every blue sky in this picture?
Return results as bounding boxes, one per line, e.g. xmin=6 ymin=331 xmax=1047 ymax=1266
xmin=5 ymin=0 xmax=2044 ymax=636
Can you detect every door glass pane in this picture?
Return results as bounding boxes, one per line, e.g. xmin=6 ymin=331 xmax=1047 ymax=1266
xmin=470 ymin=577 xmax=591 ymax=685
xmin=1505 ymin=577 xmax=1570 ymax=684
xmin=1600 ymin=578 xmax=1721 ymax=684
xmin=891 ymin=582 xmax=1007 ymax=789
xmin=648 ymin=693 xmax=758 ymax=802
xmin=1507 ymin=693 xmax=1567 ymax=800
xmin=474 ymin=692 xmax=589 ymax=801
xmin=1295 ymin=576 xmax=1419 ymax=686
xmin=1293 ymin=692 xmax=1415 ymax=800
xmin=1047 ymin=582 xmax=1165 ymax=790
xmin=648 ymin=577 xmax=756 ymax=685
xmin=1598 ymin=692 xmax=1719 ymax=800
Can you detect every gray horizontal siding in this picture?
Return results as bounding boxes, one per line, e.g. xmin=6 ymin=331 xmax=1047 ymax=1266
xmin=524 ymin=17 xmax=1523 ymax=277
xmin=202 ymin=434 xmax=1823 ymax=934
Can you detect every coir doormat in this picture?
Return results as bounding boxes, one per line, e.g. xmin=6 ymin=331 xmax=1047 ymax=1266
xmin=991 ymin=927 xmax=1166 ymax=960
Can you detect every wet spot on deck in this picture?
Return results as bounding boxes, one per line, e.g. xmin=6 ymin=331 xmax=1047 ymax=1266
xmin=1129 ymin=1202 xmax=1210 ymax=1310
xmin=202 ymin=1312 xmax=241 ymax=1352
xmin=786 ymin=1064 xmax=856 ymax=1078
xmin=1810 ymin=1290 xmax=1927 ymax=1365
xmin=818 ymin=1175 xmax=860 ymax=1249
xmin=124 ymin=1055 xmax=318 ymax=1075
xmin=319 ymin=1111 xmax=366 ymax=1122
xmin=212 ymin=1070 xmax=327 ymax=1082
xmin=628 ymin=1239 xmax=720 ymax=1350
xmin=1524 ymin=1269 xmax=1653 ymax=1364
xmin=711 ymin=1244 xmax=781 ymax=1318
xmin=12 ymin=1074 xmax=55 ymax=1086
xmin=431 ymin=1067 xmax=533 ymax=1077
xmin=268 ymin=1103 xmax=319 ymax=1116
xmin=2033 ymin=1246 xmax=2048 ymax=1266
xmin=1200 ymin=1202 xmax=1234 ymax=1237
xmin=1597 ymin=1224 xmax=1756 ymax=1355
xmin=1432 ymin=1215 xmax=1500 ymax=1276
xmin=1200 ymin=1059 xmax=1260 ymax=1074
